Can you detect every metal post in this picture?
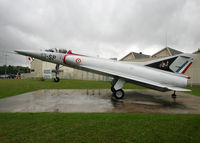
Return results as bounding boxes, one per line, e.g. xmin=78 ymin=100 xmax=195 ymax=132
xmin=4 ymin=52 xmax=9 ymax=78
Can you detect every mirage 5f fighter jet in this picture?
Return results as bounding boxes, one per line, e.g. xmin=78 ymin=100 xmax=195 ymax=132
xmin=16 ymin=49 xmax=196 ymax=100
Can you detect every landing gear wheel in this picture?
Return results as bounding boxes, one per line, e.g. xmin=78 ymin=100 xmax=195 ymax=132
xmin=113 ymin=89 xmax=124 ymax=99
xmin=54 ymin=77 xmax=60 ymax=82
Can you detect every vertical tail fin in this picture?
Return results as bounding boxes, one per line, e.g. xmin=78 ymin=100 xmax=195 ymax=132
xmin=145 ymin=53 xmax=197 ymax=74
xmin=170 ymin=54 xmax=196 ymax=74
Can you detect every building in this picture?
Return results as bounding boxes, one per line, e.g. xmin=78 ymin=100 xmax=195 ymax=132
xmin=186 ymin=49 xmax=200 ymax=86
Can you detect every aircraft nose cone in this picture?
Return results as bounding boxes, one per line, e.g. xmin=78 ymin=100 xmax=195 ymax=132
xmin=15 ymin=50 xmax=41 ymax=59
xmin=15 ymin=50 xmax=28 ymax=55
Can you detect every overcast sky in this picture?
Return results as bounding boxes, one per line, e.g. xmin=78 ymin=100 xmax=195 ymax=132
xmin=0 ymin=0 xmax=200 ymax=66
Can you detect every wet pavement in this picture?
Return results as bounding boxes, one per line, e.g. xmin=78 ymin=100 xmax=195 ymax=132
xmin=0 ymin=89 xmax=200 ymax=114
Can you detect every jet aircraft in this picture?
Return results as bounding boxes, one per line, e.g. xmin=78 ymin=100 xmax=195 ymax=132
xmin=16 ymin=49 xmax=196 ymax=100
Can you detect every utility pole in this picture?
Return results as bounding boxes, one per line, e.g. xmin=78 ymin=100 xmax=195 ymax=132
xmin=165 ymin=32 xmax=168 ymax=47
xmin=4 ymin=52 xmax=9 ymax=78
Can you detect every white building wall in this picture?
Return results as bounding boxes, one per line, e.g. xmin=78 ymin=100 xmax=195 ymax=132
xmin=186 ymin=52 xmax=200 ymax=86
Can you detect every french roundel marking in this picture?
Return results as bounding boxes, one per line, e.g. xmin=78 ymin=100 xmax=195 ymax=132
xmin=76 ymin=58 xmax=81 ymax=64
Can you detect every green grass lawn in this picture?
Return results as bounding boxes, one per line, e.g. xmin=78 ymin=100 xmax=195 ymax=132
xmin=0 ymin=79 xmax=200 ymax=143
xmin=0 ymin=79 xmax=144 ymax=99
xmin=0 ymin=113 xmax=199 ymax=143
xmin=187 ymin=86 xmax=200 ymax=96
xmin=0 ymin=79 xmax=199 ymax=99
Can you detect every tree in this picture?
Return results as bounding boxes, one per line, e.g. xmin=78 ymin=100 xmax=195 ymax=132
xmin=0 ymin=65 xmax=30 ymax=75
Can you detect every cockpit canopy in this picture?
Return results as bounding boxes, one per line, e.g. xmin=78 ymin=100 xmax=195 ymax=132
xmin=45 ymin=48 xmax=68 ymax=54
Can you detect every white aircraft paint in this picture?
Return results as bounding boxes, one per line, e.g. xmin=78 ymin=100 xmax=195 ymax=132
xmin=16 ymin=49 xmax=197 ymax=99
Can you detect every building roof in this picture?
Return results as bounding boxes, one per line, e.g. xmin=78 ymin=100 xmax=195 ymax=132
xmin=193 ymin=49 xmax=200 ymax=54
xmin=120 ymin=52 xmax=150 ymax=61
xmin=168 ymin=47 xmax=183 ymax=56
xmin=152 ymin=47 xmax=182 ymax=57
xmin=133 ymin=52 xmax=150 ymax=59
xmin=119 ymin=47 xmax=184 ymax=61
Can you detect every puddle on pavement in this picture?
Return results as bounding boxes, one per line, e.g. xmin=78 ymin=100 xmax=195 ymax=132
xmin=0 ymin=90 xmax=114 ymax=113
xmin=0 ymin=89 xmax=200 ymax=113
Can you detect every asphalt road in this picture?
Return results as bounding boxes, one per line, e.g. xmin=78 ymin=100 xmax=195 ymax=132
xmin=0 ymin=89 xmax=200 ymax=114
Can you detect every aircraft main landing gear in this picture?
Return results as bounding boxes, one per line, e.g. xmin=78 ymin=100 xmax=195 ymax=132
xmin=111 ymin=78 xmax=125 ymax=99
xmin=113 ymin=89 xmax=125 ymax=99
xmin=111 ymin=86 xmax=115 ymax=92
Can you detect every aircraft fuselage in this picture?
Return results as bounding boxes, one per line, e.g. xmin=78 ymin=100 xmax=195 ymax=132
xmin=17 ymin=50 xmax=188 ymax=91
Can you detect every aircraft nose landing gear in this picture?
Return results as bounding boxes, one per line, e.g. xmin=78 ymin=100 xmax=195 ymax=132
xmin=53 ymin=64 xmax=62 ymax=82
xmin=54 ymin=77 xmax=60 ymax=82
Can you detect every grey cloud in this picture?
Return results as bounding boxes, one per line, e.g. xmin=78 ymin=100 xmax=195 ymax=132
xmin=0 ymin=0 xmax=200 ymax=66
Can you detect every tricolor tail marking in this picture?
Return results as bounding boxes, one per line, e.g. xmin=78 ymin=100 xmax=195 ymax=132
xmin=176 ymin=61 xmax=188 ymax=73
xmin=176 ymin=61 xmax=192 ymax=74
xmin=182 ymin=62 xmax=192 ymax=74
